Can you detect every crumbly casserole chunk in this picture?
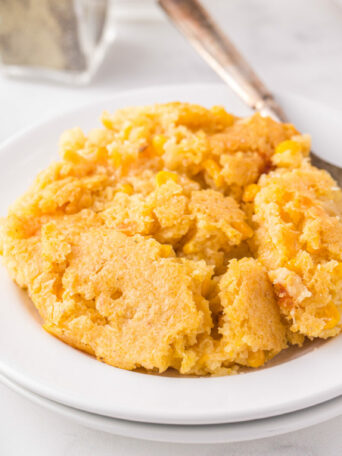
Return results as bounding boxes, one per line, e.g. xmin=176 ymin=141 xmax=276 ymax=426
xmin=1 ymin=102 xmax=341 ymax=375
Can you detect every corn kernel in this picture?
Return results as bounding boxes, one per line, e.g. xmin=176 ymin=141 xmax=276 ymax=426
xmin=182 ymin=242 xmax=195 ymax=255
xmin=95 ymin=146 xmax=108 ymax=161
xmin=160 ymin=244 xmax=174 ymax=257
xmin=211 ymin=106 xmax=235 ymax=127
xmin=62 ymin=148 xmax=84 ymax=163
xmin=110 ymin=147 xmax=122 ymax=168
xmin=247 ymin=350 xmax=265 ymax=368
xmin=276 ymin=140 xmax=301 ymax=155
xmin=121 ymin=124 xmax=132 ymax=141
xmin=152 ymin=135 xmax=167 ymax=155
xmin=273 ymin=140 xmax=302 ymax=168
xmin=117 ymin=184 xmax=133 ymax=195
xmin=239 ymin=223 xmax=254 ymax=239
xmin=334 ymin=263 xmax=342 ymax=279
xmin=101 ymin=112 xmax=114 ymax=130
xmin=155 ymin=171 xmax=178 ymax=186
xmin=316 ymin=303 xmax=340 ymax=330
xmin=243 ymin=184 xmax=260 ymax=202
xmin=203 ymin=159 xmax=224 ymax=186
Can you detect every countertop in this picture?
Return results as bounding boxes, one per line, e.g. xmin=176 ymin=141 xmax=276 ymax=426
xmin=1 ymin=0 xmax=342 ymax=454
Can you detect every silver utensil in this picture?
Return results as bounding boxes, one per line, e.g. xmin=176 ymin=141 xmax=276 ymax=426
xmin=158 ymin=0 xmax=342 ymax=184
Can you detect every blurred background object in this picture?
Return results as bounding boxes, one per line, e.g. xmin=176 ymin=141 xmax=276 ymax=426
xmin=0 ymin=0 xmax=115 ymax=84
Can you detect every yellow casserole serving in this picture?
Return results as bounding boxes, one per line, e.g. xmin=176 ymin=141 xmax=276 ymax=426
xmin=1 ymin=102 xmax=342 ymax=375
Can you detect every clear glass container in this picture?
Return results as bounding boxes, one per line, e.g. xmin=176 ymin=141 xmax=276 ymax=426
xmin=0 ymin=0 xmax=115 ymax=85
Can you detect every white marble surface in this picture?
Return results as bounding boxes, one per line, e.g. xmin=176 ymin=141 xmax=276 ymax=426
xmin=1 ymin=0 xmax=342 ymax=454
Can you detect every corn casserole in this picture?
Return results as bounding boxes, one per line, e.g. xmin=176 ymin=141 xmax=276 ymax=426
xmin=1 ymin=102 xmax=342 ymax=375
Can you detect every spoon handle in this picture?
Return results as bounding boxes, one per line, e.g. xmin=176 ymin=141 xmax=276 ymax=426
xmin=158 ymin=0 xmax=288 ymax=122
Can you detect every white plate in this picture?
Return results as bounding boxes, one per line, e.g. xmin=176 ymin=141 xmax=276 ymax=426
xmin=1 ymin=84 xmax=342 ymax=425
xmin=1 ymin=373 xmax=342 ymax=444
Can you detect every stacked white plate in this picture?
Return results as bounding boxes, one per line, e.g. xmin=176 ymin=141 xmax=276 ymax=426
xmin=1 ymin=85 xmax=342 ymax=444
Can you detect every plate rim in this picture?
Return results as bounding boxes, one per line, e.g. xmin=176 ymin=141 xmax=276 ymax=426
xmin=1 ymin=372 xmax=342 ymax=444
xmin=1 ymin=83 xmax=342 ymax=425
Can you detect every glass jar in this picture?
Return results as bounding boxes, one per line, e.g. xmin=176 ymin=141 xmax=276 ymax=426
xmin=0 ymin=0 xmax=115 ymax=84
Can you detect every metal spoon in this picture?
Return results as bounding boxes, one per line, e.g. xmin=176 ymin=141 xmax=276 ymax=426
xmin=158 ymin=0 xmax=342 ymax=185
